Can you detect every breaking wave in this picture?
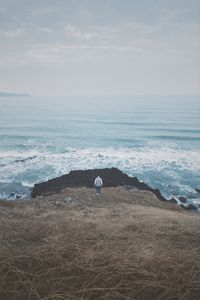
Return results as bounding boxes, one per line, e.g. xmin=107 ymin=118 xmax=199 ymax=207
xmin=0 ymin=146 xmax=199 ymax=202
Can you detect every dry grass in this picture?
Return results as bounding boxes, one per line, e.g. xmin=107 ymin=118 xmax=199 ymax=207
xmin=0 ymin=187 xmax=200 ymax=300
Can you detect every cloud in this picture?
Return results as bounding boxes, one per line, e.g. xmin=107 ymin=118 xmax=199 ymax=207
xmin=0 ymin=28 xmax=25 ymax=37
xmin=65 ymin=25 xmax=96 ymax=41
xmin=36 ymin=27 xmax=54 ymax=33
xmin=0 ymin=7 xmax=7 ymax=15
xmin=0 ymin=0 xmax=199 ymax=95
xmin=30 ymin=7 xmax=58 ymax=17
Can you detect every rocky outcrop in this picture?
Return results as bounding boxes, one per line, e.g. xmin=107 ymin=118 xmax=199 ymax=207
xmin=178 ymin=196 xmax=187 ymax=203
xmin=32 ymin=167 xmax=166 ymax=201
xmin=168 ymin=198 xmax=178 ymax=205
xmin=180 ymin=203 xmax=198 ymax=211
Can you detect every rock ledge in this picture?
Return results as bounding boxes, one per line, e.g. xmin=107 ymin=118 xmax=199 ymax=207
xmin=32 ymin=168 xmax=166 ymax=202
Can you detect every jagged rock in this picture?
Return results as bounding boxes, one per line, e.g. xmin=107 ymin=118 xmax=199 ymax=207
xmin=168 ymin=198 xmax=177 ymax=204
xmin=152 ymin=189 xmax=166 ymax=202
xmin=31 ymin=168 xmax=167 ymax=202
xmin=180 ymin=203 xmax=197 ymax=211
xmin=187 ymin=204 xmax=198 ymax=210
xmin=178 ymin=196 xmax=187 ymax=203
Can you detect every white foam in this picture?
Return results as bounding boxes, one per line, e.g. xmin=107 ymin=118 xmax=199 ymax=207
xmin=0 ymin=150 xmax=41 ymax=158
xmin=0 ymin=146 xmax=199 ymax=180
xmin=0 ymin=146 xmax=199 ymax=205
xmin=0 ymin=192 xmax=8 ymax=199
xmin=21 ymin=181 xmax=34 ymax=188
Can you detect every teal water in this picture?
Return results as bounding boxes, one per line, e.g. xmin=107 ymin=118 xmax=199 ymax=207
xmin=0 ymin=95 xmax=200 ymax=207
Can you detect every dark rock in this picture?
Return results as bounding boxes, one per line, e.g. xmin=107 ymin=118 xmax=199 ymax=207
xmin=31 ymin=167 xmax=167 ymax=202
xmin=180 ymin=203 xmax=197 ymax=211
xmin=187 ymin=204 xmax=198 ymax=211
xmin=168 ymin=198 xmax=177 ymax=204
xmin=195 ymin=188 xmax=200 ymax=193
xmin=178 ymin=196 xmax=187 ymax=203
xmin=151 ymin=188 xmax=166 ymax=202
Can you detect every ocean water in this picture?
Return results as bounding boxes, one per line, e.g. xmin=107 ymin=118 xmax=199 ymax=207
xmin=0 ymin=95 xmax=200 ymax=208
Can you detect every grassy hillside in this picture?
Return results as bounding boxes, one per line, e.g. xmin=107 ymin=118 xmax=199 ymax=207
xmin=0 ymin=187 xmax=200 ymax=300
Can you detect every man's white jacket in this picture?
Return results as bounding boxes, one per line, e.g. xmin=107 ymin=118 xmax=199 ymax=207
xmin=94 ymin=177 xmax=103 ymax=187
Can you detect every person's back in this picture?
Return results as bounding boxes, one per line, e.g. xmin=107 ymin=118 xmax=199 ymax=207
xmin=94 ymin=176 xmax=103 ymax=195
xmin=94 ymin=176 xmax=103 ymax=187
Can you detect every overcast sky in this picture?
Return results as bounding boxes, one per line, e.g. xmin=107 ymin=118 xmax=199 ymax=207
xmin=0 ymin=0 xmax=199 ymax=96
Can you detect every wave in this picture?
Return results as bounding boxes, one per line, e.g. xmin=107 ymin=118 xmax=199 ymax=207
xmin=12 ymin=156 xmax=38 ymax=164
xmin=0 ymin=150 xmax=40 ymax=159
xmin=0 ymin=146 xmax=199 ymax=202
xmin=88 ymin=120 xmax=199 ymax=129
xmin=0 ymin=181 xmax=32 ymax=200
xmin=21 ymin=181 xmax=34 ymax=188
xmin=151 ymin=135 xmax=200 ymax=141
xmin=0 ymin=146 xmax=199 ymax=179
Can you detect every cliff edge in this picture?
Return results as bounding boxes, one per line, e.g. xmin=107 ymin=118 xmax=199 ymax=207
xmin=0 ymin=187 xmax=199 ymax=300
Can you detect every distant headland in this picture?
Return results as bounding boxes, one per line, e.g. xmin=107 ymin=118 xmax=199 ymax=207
xmin=0 ymin=91 xmax=31 ymax=97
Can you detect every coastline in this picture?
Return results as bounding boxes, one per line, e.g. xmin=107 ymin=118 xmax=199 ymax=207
xmin=31 ymin=168 xmax=199 ymax=211
xmin=1 ymin=96 xmax=199 ymax=209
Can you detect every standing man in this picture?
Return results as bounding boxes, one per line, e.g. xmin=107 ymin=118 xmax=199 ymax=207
xmin=94 ymin=175 xmax=103 ymax=195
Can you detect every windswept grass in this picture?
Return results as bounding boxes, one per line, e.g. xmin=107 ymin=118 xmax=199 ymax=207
xmin=0 ymin=187 xmax=200 ymax=300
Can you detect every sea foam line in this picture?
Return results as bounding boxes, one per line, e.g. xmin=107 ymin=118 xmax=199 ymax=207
xmin=0 ymin=146 xmax=199 ymax=181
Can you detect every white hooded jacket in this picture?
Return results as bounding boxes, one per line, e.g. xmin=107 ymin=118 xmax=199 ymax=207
xmin=94 ymin=176 xmax=103 ymax=187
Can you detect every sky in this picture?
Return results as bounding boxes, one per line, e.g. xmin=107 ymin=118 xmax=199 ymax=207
xmin=0 ymin=0 xmax=199 ymax=96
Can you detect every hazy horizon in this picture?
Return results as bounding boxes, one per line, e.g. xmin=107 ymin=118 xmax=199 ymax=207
xmin=0 ymin=0 xmax=199 ymax=97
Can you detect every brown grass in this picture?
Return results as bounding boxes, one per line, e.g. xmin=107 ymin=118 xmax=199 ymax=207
xmin=0 ymin=187 xmax=200 ymax=300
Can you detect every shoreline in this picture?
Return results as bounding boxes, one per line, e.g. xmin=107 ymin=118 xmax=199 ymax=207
xmin=1 ymin=167 xmax=199 ymax=212
xmin=31 ymin=168 xmax=199 ymax=211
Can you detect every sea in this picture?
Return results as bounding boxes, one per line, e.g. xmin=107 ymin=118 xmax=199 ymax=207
xmin=0 ymin=95 xmax=200 ymax=209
